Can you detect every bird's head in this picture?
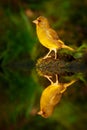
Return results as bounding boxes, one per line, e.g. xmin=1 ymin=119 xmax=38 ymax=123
xmin=33 ymin=16 xmax=50 ymax=28
xmin=37 ymin=106 xmax=54 ymax=118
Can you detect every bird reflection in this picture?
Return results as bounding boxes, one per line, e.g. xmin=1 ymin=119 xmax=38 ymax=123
xmin=38 ymin=74 xmax=77 ymax=118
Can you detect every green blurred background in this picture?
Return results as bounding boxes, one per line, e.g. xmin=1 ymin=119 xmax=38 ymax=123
xmin=0 ymin=0 xmax=87 ymax=129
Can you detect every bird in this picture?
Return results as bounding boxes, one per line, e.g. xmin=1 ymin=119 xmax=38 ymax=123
xmin=33 ymin=16 xmax=74 ymax=59
xmin=37 ymin=75 xmax=77 ymax=118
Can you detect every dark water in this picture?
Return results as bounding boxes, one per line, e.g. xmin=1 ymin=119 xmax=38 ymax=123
xmin=0 ymin=50 xmax=87 ymax=130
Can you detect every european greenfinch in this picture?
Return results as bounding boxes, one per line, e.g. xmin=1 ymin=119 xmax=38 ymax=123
xmin=33 ymin=16 xmax=74 ymax=59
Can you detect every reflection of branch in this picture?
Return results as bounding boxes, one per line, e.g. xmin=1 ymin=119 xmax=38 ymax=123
xmin=36 ymin=57 xmax=68 ymax=76
xmin=36 ymin=55 xmax=87 ymax=77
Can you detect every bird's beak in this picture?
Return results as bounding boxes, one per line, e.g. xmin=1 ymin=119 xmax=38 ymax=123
xmin=37 ymin=110 xmax=43 ymax=115
xmin=32 ymin=19 xmax=38 ymax=24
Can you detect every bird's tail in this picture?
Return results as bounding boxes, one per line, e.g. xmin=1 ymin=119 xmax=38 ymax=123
xmin=64 ymin=79 xmax=77 ymax=88
xmin=58 ymin=40 xmax=74 ymax=51
xmin=63 ymin=44 xmax=74 ymax=51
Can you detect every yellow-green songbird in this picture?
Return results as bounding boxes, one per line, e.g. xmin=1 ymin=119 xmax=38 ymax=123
xmin=37 ymin=75 xmax=77 ymax=118
xmin=33 ymin=16 xmax=74 ymax=59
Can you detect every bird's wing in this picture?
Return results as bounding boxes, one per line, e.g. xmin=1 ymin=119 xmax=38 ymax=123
xmin=47 ymin=28 xmax=59 ymax=40
xmin=50 ymin=92 xmax=62 ymax=105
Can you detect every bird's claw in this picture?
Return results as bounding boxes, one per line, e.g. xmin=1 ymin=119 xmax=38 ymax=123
xmin=43 ymin=55 xmax=51 ymax=59
xmin=44 ymin=75 xmax=53 ymax=84
xmin=44 ymin=75 xmax=52 ymax=79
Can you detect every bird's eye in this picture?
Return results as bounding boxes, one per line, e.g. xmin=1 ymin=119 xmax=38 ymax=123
xmin=42 ymin=111 xmax=47 ymax=116
xmin=38 ymin=19 xmax=41 ymax=22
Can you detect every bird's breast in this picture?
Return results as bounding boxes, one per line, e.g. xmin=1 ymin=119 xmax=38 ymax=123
xmin=36 ymin=27 xmax=58 ymax=49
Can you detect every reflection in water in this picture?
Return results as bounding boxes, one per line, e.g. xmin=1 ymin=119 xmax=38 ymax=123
xmin=36 ymin=52 xmax=87 ymax=76
xmin=38 ymin=75 xmax=77 ymax=118
xmin=36 ymin=52 xmax=87 ymax=118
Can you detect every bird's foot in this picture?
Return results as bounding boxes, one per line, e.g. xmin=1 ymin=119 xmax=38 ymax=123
xmin=55 ymin=74 xmax=59 ymax=84
xmin=43 ymin=55 xmax=51 ymax=59
xmin=43 ymin=50 xmax=52 ymax=59
xmin=44 ymin=75 xmax=53 ymax=84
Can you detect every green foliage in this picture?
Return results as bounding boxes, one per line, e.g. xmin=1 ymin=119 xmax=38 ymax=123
xmin=0 ymin=9 xmax=36 ymax=65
